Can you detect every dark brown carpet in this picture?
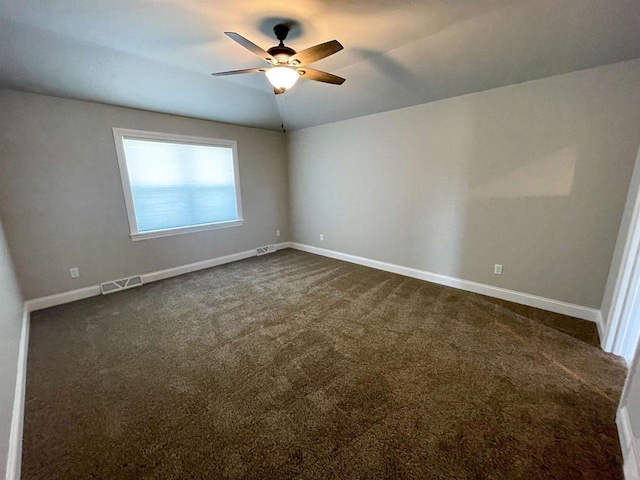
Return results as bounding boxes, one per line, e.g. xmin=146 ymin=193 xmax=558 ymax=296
xmin=23 ymin=249 xmax=626 ymax=479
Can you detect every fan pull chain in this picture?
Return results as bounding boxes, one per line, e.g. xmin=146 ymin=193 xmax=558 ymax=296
xmin=278 ymin=93 xmax=287 ymax=133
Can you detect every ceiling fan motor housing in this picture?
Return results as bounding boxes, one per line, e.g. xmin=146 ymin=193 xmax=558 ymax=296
xmin=267 ymin=45 xmax=296 ymax=64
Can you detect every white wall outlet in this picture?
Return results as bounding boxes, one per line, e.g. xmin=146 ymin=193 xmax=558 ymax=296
xmin=494 ymin=264 xmax=503 ymax=275
xmin=70 ymin=267 xmax=80 ymax=278
xmin=276 ymin=229 xmax=281 ymax=237
xmin=320 ymin=233 xmax=324 ymax=241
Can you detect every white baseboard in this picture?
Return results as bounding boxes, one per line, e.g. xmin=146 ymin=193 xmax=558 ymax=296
xmin=140 ymin=247 xmax=262 ymax=284
xmin=6 ymin=308 xmax=30 ymax=480
xmin=595 ymin=311 xmax=606 ymax=349
xmin=25 ymin=241 xmax=599 ymax=323
xmin=618 ymin=407 xmax=640 ymax=480
xmin=24 ymin=240 xmax=601 ymax=321
xmin=25 ymin=242 xmax=290 ymax=312
xmin=288 ymin=242 xmax=600 ymax=323
xmin=25 ymin=285 xmax=101 ymax=312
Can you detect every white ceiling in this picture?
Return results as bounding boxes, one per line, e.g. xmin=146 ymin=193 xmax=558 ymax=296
xmin=1 ymin=0 xmax=639 ymax=131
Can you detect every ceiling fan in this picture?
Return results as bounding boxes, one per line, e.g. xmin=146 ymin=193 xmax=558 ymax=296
xmin=212 ymin=24 xmax=345 ymax=94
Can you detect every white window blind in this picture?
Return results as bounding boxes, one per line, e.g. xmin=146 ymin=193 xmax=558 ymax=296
xmin=113 ymin=129 xmax=243 ymax=240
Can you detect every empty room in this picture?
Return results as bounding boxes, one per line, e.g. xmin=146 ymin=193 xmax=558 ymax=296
xmin=2 ymin=0 xmax=640 ymax=478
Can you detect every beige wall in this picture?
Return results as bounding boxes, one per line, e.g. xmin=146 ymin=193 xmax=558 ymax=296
xmin=0 ymin=90 xmax=289 ymax=299
xmin=288 ymin=60 xmax=640 ymax=309
xmin=0 ymin=219 xmax=24 ymax=477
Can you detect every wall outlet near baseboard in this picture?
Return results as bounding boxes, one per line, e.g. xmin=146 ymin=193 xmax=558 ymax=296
xmin=276 ymin=229 xmax=281 ymax=237
xmin=70 ymin=267 xmax=80 ymax=278
xmin=320 ymin=234 xmax=324 ymax=241
xmin=494 ymin=264 xmax=503 ymax=275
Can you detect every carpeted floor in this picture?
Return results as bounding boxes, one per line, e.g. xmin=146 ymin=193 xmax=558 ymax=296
xmin=23 ymin=249 xmax=626 ymax=479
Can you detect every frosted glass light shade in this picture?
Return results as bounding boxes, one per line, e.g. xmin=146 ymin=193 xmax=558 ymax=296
xmin=265 ymin=66 xmax=299 ymax=90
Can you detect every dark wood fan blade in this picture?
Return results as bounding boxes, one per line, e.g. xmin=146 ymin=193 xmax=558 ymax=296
xmin=289 ymin=40 xmax=343 ymax=66
xmin=297 ymin=67 xmax=345 ymax=85
xmin=225 ymin=32 xmax=276 ymax=63
xmin=273 ymin=87 xmax=285 ymax=95
xmin=212 ymin=67 xmax=267 ymax=76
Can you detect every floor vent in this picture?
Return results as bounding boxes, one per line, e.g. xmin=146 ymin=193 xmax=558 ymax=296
xmin=100 ymin=275 xmax=143 ymax=295
xmin=256 ymin=245 xmax=277 ymax=256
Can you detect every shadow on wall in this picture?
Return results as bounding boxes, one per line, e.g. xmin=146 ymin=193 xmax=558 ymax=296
xmin=288 ymin=61 xmax=640 ymax=309
xmin=469 ymin=145 xmax=577 ymax=199
xmin=458 ymin=144 xmax=582 ymax=300
xmin=453 ymin=82 xmax=634 ymax=307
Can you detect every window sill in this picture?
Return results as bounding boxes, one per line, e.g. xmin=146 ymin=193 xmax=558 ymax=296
xmin=130 ymin=219 xmax=244 ymax=241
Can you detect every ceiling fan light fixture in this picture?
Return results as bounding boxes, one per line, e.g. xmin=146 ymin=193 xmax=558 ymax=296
xmin=265 ymin=66 xmax=299 ymax=90
xmin=213 ymin=29 xmax=345 ymax=93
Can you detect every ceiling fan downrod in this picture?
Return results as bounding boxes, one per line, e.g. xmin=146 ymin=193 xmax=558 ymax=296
xmin=273 ymin=24 xmax=290 ymax=46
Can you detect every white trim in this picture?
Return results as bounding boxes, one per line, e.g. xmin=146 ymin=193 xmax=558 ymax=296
xmin=607 ymin=219 xmax=640 ymax=358
xmin=595 ymin=311 xmax=605 ymax=347
xmin=24 ymin=243 xmax=290 ymax=312
xmin=618 ymin=407 xmax=640 ymax=480
xmin=112 ymin=128 xmax=244 ymax=241
xmin=113 ymin=128 xmax=140 ymax=234
xmin=604 ymin=147 xmax=640 ymax=354
xmin=25 ymin=285 xmax=102 ymax=312
xmin=288 ymin=243 xmax=600 ymax=322
xmin=6 ymin=308 xmax=30 ymax=480
xmin=140 ymin=248 xmax=258 ymax=284
xmin=130 ymin=220 xmax=244 ymax=241
xmin=619 ymin=407 xmax=635 ymax=457
xmin=25 ymin=241 xmax=599 ymax=321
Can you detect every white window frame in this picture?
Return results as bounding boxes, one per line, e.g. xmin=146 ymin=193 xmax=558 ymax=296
xmin=112 ymin=128 xmax=244 ymax=241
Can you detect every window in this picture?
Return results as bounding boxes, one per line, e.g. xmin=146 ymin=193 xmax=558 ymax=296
xmin=113 ymin=128 xmax=243 ymax=241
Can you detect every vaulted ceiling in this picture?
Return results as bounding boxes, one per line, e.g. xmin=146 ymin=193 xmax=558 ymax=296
xmin=1 ymin=0 xmax=639 ymax=131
